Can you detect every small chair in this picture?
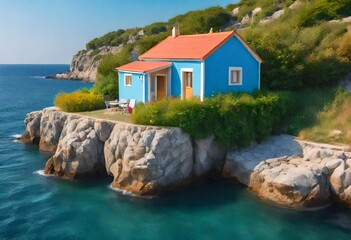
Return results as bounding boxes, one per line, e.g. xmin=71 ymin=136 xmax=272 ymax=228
xmin=105 ymin=99 xmax=118 ymax=109
xmin=123 ymin=99 xmax=136 ymax=114
xmin=119 ymin=98 xmax=129 ymax=108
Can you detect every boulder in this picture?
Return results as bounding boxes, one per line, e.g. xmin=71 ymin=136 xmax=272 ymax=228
xmin=272 ymin=9 xmax=285 ymax=19
xmin=249 ymin=161 xmax=330 ymax=208
xmin=232 ymin=7 xmax=239 ymax=16
xmin=223 ymin=135 xmax=303 ymax=185
xmin=223 ymin=135 xmax=332 ymax=208
xmin=94 ymin=120 xmax=115 ymax=142
xmin=252 ymin=7 xmax=262 ymax=17
xmin=241 ymin=14 xmax=251 ymax=25
xmin=259 ymin=9 xmax=285 ymax=25
xmin=104 ymin=125 xmax=193 ymax=196
xmin=39 ymin=108 xmax=68 ymax=152
xmin=330 ymin=162 xmax=351 ymax=206
xmin=21 ymin=110 xmax=42 ymax=144
xmin=44 ymin=116 xmax=105 ymax=179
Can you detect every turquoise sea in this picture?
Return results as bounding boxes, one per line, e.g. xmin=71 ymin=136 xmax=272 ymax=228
xmin=0 ymin=65 xmax=351 ymax=239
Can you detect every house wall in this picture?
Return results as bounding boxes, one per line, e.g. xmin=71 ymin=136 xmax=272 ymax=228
xmin=204 ymin=36 xmax=260 ymax=97
xmin=118 ymin=71 xmax=145 ymax=103
xmin=170 ymin=61 xmax=202 ymax=98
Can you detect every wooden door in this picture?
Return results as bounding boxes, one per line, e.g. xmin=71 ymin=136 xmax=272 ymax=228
xmin=183 ymin=72 xmax=193 ymax=99
xmin=156 ymin=75 xmax=166 ymax=100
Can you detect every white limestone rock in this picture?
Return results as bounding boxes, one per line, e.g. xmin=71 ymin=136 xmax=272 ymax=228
xmin=44 ymin=116 xmax=105 ymax=178
xmin=104 ymin=125 xmax=194 ymax=196
xmin=39 ymin=108 xmax=68 ymax=152
xmin=21 ymin=110 xmax=42 ymax=144
xmin=241 ymin=14 xmax=251 ymax=25
xmin=252 ymin=7 xmax=262 ymax=17
xmin=222 ymin=135 xmax=351 ymax=208
xmin=232 ymin=7 xmax=240 ymax=16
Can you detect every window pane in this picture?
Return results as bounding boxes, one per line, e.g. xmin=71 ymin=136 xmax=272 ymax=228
xmin=125 ymin=75 xmax=132 ymax=85
xmin=232 ymin=71 xmax=237 ymax=83
xmin=186 ymin=72 xmax=192 ymax=87
xmin=230 ymin=70 xmax=240 ymax=84
xmin=150 ymin=77 xmax=155 ymax=100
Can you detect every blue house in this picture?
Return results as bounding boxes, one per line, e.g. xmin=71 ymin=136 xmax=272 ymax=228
xmin=116 ymin=28 xmax=262 ymax=103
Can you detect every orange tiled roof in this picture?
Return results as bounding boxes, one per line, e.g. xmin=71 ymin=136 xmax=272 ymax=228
xmin=116 ymin=61 xmax=172 ymax=73
xmin=139 ymin=30 xmax=250 ymax=61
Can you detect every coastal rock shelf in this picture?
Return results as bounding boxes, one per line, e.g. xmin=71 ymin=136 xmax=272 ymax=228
xmin=223 ymin=135 xmax=351 ymax=208
xmin=21 ymin=108 xmax=223 ymax=196
xmin=21 ymin=108 xmax=351 ymax=208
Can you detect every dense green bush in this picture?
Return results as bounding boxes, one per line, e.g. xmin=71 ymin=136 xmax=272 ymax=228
xmin=297 ymin=0 xmax=351 ymax=27
xmin=169 ymin=7 xmax=232 ymax=34
xmin=54 ymin=92 xmax=105 ymax=112
xmin=241 ymin=13 xmax=351 ymax=90
xmin=91 ymin=73 xmax=118 ymax=99
xmin=86 ymin=28 xmax=140 ymax=50
xmin=88 ymin=0 xmax=351 ymax=99
xmin=132 ymin=91 xmax=296 ymax=147
xmin=90 ymin=44 xmax=134 ymax=99
xmin=136 ymin=32 xmax=169 ymax=55
xmin=143 ymin=22 xmax=168 ymax=35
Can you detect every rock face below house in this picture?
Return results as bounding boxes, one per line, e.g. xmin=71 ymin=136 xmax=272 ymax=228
xmin=44 ymin=115 xmax=109 ymax=179
xmin=21 ymin=108 xmax=225 ymax=196
xmin=223 ymin=135 xmax=351 ymax=208
xmin=104 ymin=125 xmax=193 ymax=195
xmin=21 ymin=108 xmax=351 ymax=207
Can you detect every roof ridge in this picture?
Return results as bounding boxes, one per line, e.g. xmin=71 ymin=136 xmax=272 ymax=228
xmin=174 ymin=30 xmax=235 ymax=38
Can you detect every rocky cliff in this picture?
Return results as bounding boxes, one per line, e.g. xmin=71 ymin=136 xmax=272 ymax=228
xmin=21 ymin=108 xmax=351 ymax=208
xmin=52 ymin=30 xmax=144 ymax=82
xmin=223 ymin=135 xmax=351 ymax=208
xmin=21 ymin=107 xmax=223 ymax=196
xmin=53 ymin=46 xmax=122 ymax=82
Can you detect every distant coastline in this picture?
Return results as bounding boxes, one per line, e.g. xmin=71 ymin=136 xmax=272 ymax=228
xmin=45 ymin=73 xmax=83 ymax=81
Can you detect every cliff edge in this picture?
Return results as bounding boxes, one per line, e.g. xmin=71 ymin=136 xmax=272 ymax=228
xmin=21 ymin=108 xmax=351 ymax=208
xmin=21 ymin=107 xmax=224 ymax=196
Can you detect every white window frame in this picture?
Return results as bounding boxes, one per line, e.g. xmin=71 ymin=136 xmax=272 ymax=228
xmin=124 ymin=74 xmax=132 ymax=87
xmin=228 ymin=67 xmax=242 ymax=86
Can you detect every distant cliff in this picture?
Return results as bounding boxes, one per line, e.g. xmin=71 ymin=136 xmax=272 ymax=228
xmin=52 ymin=29 xmax=145 ymax=82
xmin=54 ymin=46 xmax=122 ymax=82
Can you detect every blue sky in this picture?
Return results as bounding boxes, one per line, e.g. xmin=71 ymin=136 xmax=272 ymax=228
xmin=0 ymin=0 xmax=237 ymax=64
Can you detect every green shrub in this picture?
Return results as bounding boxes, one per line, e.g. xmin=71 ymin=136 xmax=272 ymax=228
xmin=297 ymin=0 xmax=351 ymax=27
xmin=131 ymin=91 xmax=295 ymax=148
xmin=137 ymin=32 xmax=169 ymax=55
xmin=144 ymin=22 xmax=168 ymax=35
xmin=91 ymin=73 xmax=119 ymax=99
xmin=54 ymin=92 xmax=105 ymax=112
xmin=165 ymin=98 xmax=214 ymax=139
xmin=241 ymin=13 xmax=351 ymax=90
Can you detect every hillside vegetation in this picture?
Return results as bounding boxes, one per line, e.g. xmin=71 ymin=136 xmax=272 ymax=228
xmin=57 ymin=0 xmax=351 ymax=146
xmin=88 ymin=0 xmax=351 ymax=98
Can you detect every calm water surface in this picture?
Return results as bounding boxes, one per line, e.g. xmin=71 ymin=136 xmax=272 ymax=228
xmin=0 ymin=65 xmax=350 ymax=239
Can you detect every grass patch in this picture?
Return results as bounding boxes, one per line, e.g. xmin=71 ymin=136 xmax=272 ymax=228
xmin=77 ymin=109 xmax=132 ymax=123
xmin=296 ymin=88 xmax=351 ymax=145
xmin=285 ymin=88 xmax=335 ymax=135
